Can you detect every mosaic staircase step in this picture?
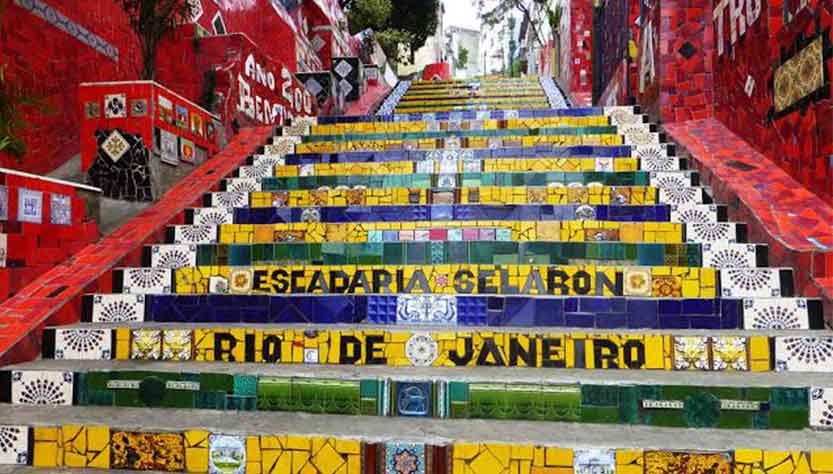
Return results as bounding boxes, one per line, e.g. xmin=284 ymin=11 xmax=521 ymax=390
xmin=1 ymin=404 xmax=832 ymax=472
xmin=83 ymin=291 xmax=825 ymax=330
xmin=141 ymin=241 xmax=765 ymax=268
xmin=191 ymin=203 xmax=725 ymax=225
xmin=309 ymin=116 xmax=614 ymax=134
xmin=34 ymin=323 xmax=833 ymax=372
xmin=321 ymin=105 xmax=640 ymax=122
xmin=298 ymin=126 xmax=634 ymax=143
xmin=4 ymin=359 xmax=831 ymax=429
xmin=165 ymin=221 xmax=748 ymax=245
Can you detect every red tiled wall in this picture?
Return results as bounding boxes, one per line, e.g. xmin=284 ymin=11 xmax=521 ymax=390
xmin=570 ymin=0 xmax=594 ymax=106
xmin=635 ymin=1 xmax=661 ymax=118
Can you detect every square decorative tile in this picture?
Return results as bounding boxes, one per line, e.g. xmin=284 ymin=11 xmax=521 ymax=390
xmin=49 ymin=193 xmax=72 ymax=225
xmin=721 ymin=268 xmax=781 ymax=297
xmin=670 ymin=205 xmax=718 ymax=223
xmin=100 ymin=129 xmax=130 ymax=163
xmin=686 ymin=223 xmax=737 ymax=243
xmin=624 ymin=268 xmax=652 ymax=296
xmin=159 ymin=128 xmax=179 ymax=166
xmin=130 ymin=98 xmax=148 ymax=117
xmin=673 ymin=336 xmax=710 ymax=370
xmin=173 ymin=225 xmax=218 ymax=244
xmin=635 ymin=145 xmax=678 ymax=171
xmin=208 ymin=434 xmax=245 ymax=474
xmin=54 ymin=328 xmax=111 ymax=360
xmin=180 ymin=137 xmax=196 ymax=164
xmin=304 ymin=348 xmax=319 ymax=364
xmin=775 ymin=337 xmax=833 ymax=372
xmin=394 ymin=382 xmax=432 ymax=417
xmin=659 ymin=187 xmax=703 ymax=206
xmin=211 ymin=192 xmax=248 ymax=208
xmin=84 ymin=100 xmax=100 ymax=119
xmin=17 ymin=188 xmax=43 ymax=223
xmin=574 ymin=449 xmax=615 ymax=474
xmin=743 ymin=298 xmax=809 ymax=330
xmin=0 ymin=425 xmax=29 ymax=464
xmin=131 ymin=329 xmax=162 ymax=360
xmin=710 ymin=337 xmax=748 ymax=371
xmin=91 ymin=294 xmax=145 ymax=323
xmin=384 ymin=443 xmax=426 ymax=474
xmin=175 ymin=105 xmax=189 ymax=129
xmin=0 ymin=185 xmax=7 ymax=220
xmin=225 ymin=178 xmax=260 ymax=193
xmin=11 ymin=370 xmax=73 ymax=405
xmin=810 ymin=387 xmax=833 ymax=429
xmin=104 ymin=93 xmax=127 ymax=118
xmin=396 ymin=295 xmax=457 ymax=325
xmin=111 ymin=432 xmax=185 ymax=471
xmin=415 ymin=160 xmax=434 ymax=174
xmin=651 ymin=172 xmax=693 ymax=189
xmin=193 ymin=208 xmax=234 ymax=226
xmin=162 ymin=330 xmax=192 ymax=361
xmin=702 ymin=243 xmax=756 ymax=268
xmin=151 ymin=244 xmax=197 ymax=269
xmin=595 ymin=157 xmax=614 ymax=172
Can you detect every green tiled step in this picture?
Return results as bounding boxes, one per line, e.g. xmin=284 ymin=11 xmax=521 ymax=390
xmin=3 ymin=360 xmax=824 ymax=430
xmin=146 ymin=241 xmax=766 ymax=268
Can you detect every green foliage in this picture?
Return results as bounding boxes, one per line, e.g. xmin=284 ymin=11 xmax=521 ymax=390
xmin=455 ymin=46 xmax=470 ymax=70
xmin=117 ymin=0 xmax=197 ymax=79
xmin=547 ymin=5 xmax=563 ymax=36
xmin=346 ymin=0 xmax=438 ymax=65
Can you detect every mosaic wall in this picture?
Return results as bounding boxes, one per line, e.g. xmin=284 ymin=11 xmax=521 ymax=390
xmin=87 ymin=129 xmax=153 ymax=202
xmin=2 ymin=425 xmax=832 ymax=473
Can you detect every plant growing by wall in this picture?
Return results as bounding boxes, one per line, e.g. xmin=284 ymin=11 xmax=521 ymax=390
xmin=118 ymin=0 xmax=197 ymax=80
xmin=346 ymin=0 xmax=439 ymax=65
xmin=455 ymin=46 xmax=470 ymax=70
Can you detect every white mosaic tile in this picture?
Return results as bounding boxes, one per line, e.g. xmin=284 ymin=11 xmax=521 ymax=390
xmin=574 ymin=449 xmax=615 ymax=474
xmin=238 ymin=164 xmax=272 ymax=178
xmin=650 ymin=171 xmax=694 ymax=188
xmin=396 ymin=295 xmax=458 ymax=325
xmin=50 ymin=193 xmax=72 ymax=225
xmin=91 ymin=294 xmax=145 ymax=323
xmin=634 ymin=145 xmax=679 ymax=171
xmin=721 ymin=268 xmax=783 ymax=297
xmin=670 ymin=204 xmax=719 ymax=223
xmin=624 ymin=132 xmax=660 ymax=146
xmin=659 ymin=187 xmax=705 ymax=206
xmin=225 ymin=178 xmax=261 ymax=193
xmin=0 ymin=425 xmax=29 ymax=464
xmin=686 ymin=222 xmax=738 ymax=243
xmin=104 ymin=93 xmax=127 ymax=118
xmin=173 ymin=225 xmax=218 ymax=244
xmin=54 ymin=328 xmax=112 ymax=360
xmin=262 ymin=136 xmax=301 ymax=156
xmin=810 ymin=387 xmax=833 ymax=429
xmin=743 ymin=298 xmax=810 ymax=330
xmin=775 ymin=337 xmax=833 ymax=372
xmin=251 ymin=154 xmax=285 ymax=168
xmin=17 ymin=188 xmax=43 ymax=224
xmin=11 ymin=370 xmax=73 ymax=406
xmin=211 ymin=191 xmax=248 ymax=208
xmin=702 ymin=243 xmax=758 ymax=268
xmin=617 ymin=122 xmax=652 ymax=135
xmin=122 ymin=267 xmax=172 ymax=294
xmin=150 ymin=244 xmax=197 ymax=269
xmin=193 ymin=207 xmax=234 ymax=225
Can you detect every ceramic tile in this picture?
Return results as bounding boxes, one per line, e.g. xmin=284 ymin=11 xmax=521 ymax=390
xmin=396 ymin=295 xmax=458 ymax=325
xmin=574 ymin=449 xmax=615 ymax=474
xmin=775 ymin=337 xmax=833 ymax=372
xmin=702 ymin=243 xmax=757 ymax=268
xmin=0 ymin=185 xmax=7 ymax=220
xmin=395 ymin=382 xmax=432 ymax=417
xmin=159 ymin=129 xmax=179 ymax=166
xmin=104 ymin=93 xmax=127 ymax=118
xmin=54 ymin=328 xmax=111 ymax=360
xmin=131 ymin=329 xmax=162 ymax=360
xmin=686 ymin=223 xmax=737 ymax=243
xmin=0 ymin=233 xmax=6 ymax=268
xmin=743 ymin=298 xmax=810 ymax=330
xmin=659 ymin=187 xmax=703 ymax=206
xmin=122 ymin=267 xmax=172 ymax=293
xmin=385 ymin=443 xmax=426 ymax=474
xmin=211 ymin=192 xmax=248 ymax=208
xmin=208 ymin=434 xmax=245 ymax=474
xmin=194 ymin=208 xmax=234 ymax=226
xmin=90 ymin=129 xmax=153 ymax=201
xmin=111 ymin=432 xmax=185 ymax=471
xmin=634 ymin=145 xmax=678 ymax=171
xmin=162 ymin=330 xmax=193 ymax=361
xmin=151 ymin=244 xmax=197 ymax=269
xmin=0 ymin=426 xmax=29 ymax=464
xmin=773 ymin=36 xmax=824 ymax=114
xmin=225 ymin=178 xmax=261 ymax=193
xmin=624 ymin=132 xmax=659 ymax=146
xmin=91 ymin=294 xmax=145 ymax=323
xmin=673 ymin=336 xmax=710 ymax=371
xmin=405 ymin=334 xmax=439 ymax=366
xmin=50 ymin=193 xmax=72 ymax=225
xmin=17 ymin=188 xmax=43 ymax=223
xmin=710 ymin=336 xmax=748 ymax=371
xmin=650 ymin=172 xmax=693 ymax=189
xmin=11 ymin=370 xmax=73 ymax=405
xmin=238 ymin=164 xmax=272 ymax=178
xmin=644 ymin=451 xmax=731 ymax=474
xmin=720 ymin=268 xmax=781 ymax=297
xmin=810 ymin=387 xmax=833 ymax=429
xmin=670 ymin=205 xmax=719 ymax=223
xmin=173 ymin=225 xmax=218 ymax=244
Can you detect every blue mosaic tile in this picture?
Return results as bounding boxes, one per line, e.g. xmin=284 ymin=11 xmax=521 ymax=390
xmin=394 ymin=382 xmax=432 ymax=417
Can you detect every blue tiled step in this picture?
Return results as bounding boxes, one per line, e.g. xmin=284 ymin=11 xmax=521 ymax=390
xmin=81 ymin=294 xmax=825 ymax=330
xmin=316 ymin=106 xmax=635 ymax=123
xmin=185 ymin=204 xmax=728 ymax=225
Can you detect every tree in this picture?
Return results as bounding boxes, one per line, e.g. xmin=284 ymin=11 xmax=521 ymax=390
xmin=118 ymin=0 xmax=197 ymax=80
xmin=478 ymin=0 xmax=549 ymax=49
xmin=346 ymin=0 xmax=438 ymax=65
xmin=455 ymin=46 xmax=470 ymax=70
xmin=389 ymin=0 xmax=440 ymax=62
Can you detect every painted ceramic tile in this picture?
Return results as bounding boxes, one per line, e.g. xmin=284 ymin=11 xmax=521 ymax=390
xmin=212 ymin=192 xmax=247 ymax=208
xmin=395 ymin=382 xmax=432 ymax=417
xmin=702 ymin=243 xmax=756 ymax=268
xmin=0 ymin=234 xmax=6 ymax=268
xmin=262 ymin=136 xmax=301 ymax=156
xmin=11 ymin=370 xmax=73 ymax=405
xmin=158 ymin=95 xmax=174 ymax=123
xmin=55 ymin=328 xmax=111 ymax=360
xmin=173 ymin=225 xmax=217 ymax=244
xmin=674 ymin=336 xmax=710 ymax=371
xmin=710 ymin=336 xmax=748 ymax=371
xmin=644 ymin=451 xmax=731 ymax=474
xmin=239 ymin=164 xmax=271 ymax=178
xmin=0 ymin=426 xmax=29 ymax=464
xmin=226 ymin=178 xmax=261 ymax=193
xmin=17 ymin=188 xmax=43 ymax=223
xmin=161 ymin=330 xmax=192 ymax=361
xmin=104 ymin=93 xmax=127 ymax=118
xmin=175 ymin=105 xmax=189 ymax=129
xmin=670 ymin=204 xmax=718 ymax=224
xmin=151 ymin=244 xmax=197 ymax=269
xmin=159 ymin=128 xmax=179 ymax=166
xmin=385 ymin=443 xmax=426 ymax=474
xmin=624 ymin=268 xmax=652 ymax=296
xmin=810 ymin=387 xmax=833 ymax=429
xmin=652 ymin=275 xmax=682 ymax=298
xmin=397 ymin=295 xmax=457 ymax=325
xmin=595 ymin=157 xmax=614 ymax=172
xmin=100 ymin=129 xmax=131 ymax=163
xmin=659 ymin=187 xmax=702 ymax=206
xmin=775 ymin=336 xmax=833 ymax=372
xmin=774 ymin=36 xmax=824 ymax=113
xmin=301 ymin=208 xmax=321 ymax=223
xmin=743 ymin=298 xmax=809 ymax=330
xmin=180 ymin=137 xmax=196 ymax=164
xmin=194 ymin=208 xmax=234 ymax=226
xmin=111 ymin=431 xmax=185 ymax=471
xmin=651 ymin=172 xmax=692 ymax=189
xmin=131 ymin=329 xmax=162 ymax=360
xmin=720 ymin=268 xmax=781 ymax=297
xmin=91 ymin=294 xmax=145 ymax=323
xmin=624 ymin=132 xmax=659 ymax=146
xmin=405 ymin=334 xmax=438 ymax=366
xmin=50 ymin=193 xmax=72 ymax=225
xmin=574 ymin=449 xmax=615 ymax=474
xmin=122 ymin=267 xmax=172 ymax=294
xmin=0 ymin=185 xmax=7 ymax=220
xmin=208 ymin=435 xmax=245 ymax=474
xmin=84 ymin=100 xmax=100 ymax=118
xmin=686 ymin=223 xmax=737 ymax=243
xmin=229 ymin=269 xmax=253 ymax=294
xmin=635 ymin=145 xmax=678 ymax=171
xmin=130 ymin=98 xmax=148 ymax=117
xmin=191 ymin=113 xmax=205 ymax=137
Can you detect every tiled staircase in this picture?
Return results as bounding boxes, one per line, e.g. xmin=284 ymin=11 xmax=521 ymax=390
xmin=1 ymin=77 xmax=832 ymax=474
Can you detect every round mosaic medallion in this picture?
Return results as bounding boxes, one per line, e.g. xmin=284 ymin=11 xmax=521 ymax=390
xmin=405 ymin=334 xmax=438 ymax=366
